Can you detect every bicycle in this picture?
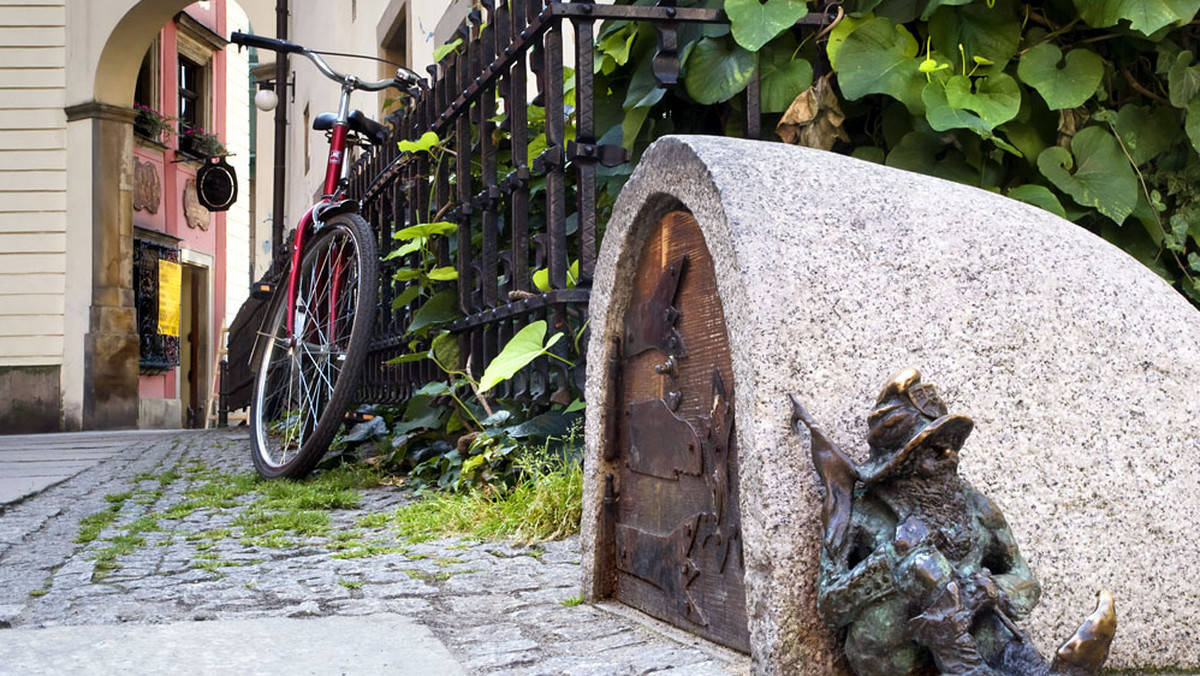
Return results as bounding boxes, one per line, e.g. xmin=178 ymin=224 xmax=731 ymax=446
xmin=230 ymin=31 xmax=420 ymax=479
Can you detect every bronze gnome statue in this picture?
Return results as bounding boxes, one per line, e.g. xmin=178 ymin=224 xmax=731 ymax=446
xmin=791 ymin=368 xmax=1116 ymax=676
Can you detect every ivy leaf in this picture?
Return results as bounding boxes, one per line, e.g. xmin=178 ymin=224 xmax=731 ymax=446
xmin=1072 ymin=0 xmax=1200 ymax=36
xmin=885 ymin=131 xmax=977 ymax=184
xmin=427 ymin=266 xmax=458 ymax=281
xmin=929 ymin=0 xmax=1022 ymax=70
xmin=432 ymin=37 xmax=463 ymax=63
xmin=597 ymin=25 xmax=636 ymax=72
xmin=725 ymin=0 xmax=808 ymax=52
xmin=1168 ymin=51 xmax=1200 ymax=108
xmin=826 ymin=14 xmax=869 ymax=70
xmin=431 ymin=331 xmax=459 ymax=370
xmin=394 ymin=221 xmax=457 ymax=240
xmin=390 ymin=283 xmax=421 ymax=309
xmin=1187 ymin=98 xmax=1200 ymax=153
xmin=383 ymin=237 xmax=422 ymax=260
xmin=408 ymin=289 xmax=462 ymax=334
xmin=833 ymin=17 xmax=924 ymax=112
xmin=759 ymin=35 xmax=814 ymax=113
xmin=1114 ymin=104 xmax=1181 ymax=165
xmin=478 ymin=320 xmax=564 ymax=393
xmin=923 ymin=80 xmax=991 ymax=135
xmin=393 ymin=267 xmax=421 ymax=282
xmin=1018 ymin=44 xmax=1104 ymax=110
xmin=1037 ymin=126 xmax=1139 ymax=224
xmin=944 ymin=73 xmax=1021 ymax=128
xmin=397 ymin=131 xmax=440 ymax=154
xmin=684 ymin=36 xmax=757 ymax=105
xmin=921 ymin=0 xmax=972 ymax=20
xmin=1007 ymin=184 xmax=1068 ymax=218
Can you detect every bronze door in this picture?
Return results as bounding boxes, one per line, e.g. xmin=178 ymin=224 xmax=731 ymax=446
xmin=612 ymin=210 xmax=750 ymax=652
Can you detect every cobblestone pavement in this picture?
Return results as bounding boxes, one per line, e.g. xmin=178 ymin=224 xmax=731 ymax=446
xmin=0 ymin=429 xmax=749 ymax=675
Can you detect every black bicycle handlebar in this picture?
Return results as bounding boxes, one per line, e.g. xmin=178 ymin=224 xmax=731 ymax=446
xmin=229 ymin=31 xmax=420 ymax=92
xmin=230 ymin=31 xmax=300 ymax=54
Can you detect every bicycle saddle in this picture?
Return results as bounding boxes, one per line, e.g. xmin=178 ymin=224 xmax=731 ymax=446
xmin=312 ymin=110 xmax=389 ymax=146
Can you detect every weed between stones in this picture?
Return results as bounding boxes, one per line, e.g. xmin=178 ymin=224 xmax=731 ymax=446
xmin=71 ymin=453 xmax=579 ymax=584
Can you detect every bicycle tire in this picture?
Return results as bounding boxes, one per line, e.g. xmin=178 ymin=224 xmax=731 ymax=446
xmin=249 ymin=213 xmax=377 ymax=479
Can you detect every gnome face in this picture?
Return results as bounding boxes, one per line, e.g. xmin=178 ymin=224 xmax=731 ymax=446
xmin=910 ymin=441 xmax=962 ymax=481
xmin=859 ymin=368 xmax=974 ymax=484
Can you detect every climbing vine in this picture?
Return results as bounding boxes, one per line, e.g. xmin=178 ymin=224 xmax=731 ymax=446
xmin=593 ymin=0 xmax=1200 ymax=304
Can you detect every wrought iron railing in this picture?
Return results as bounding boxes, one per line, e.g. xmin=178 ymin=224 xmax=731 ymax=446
xmin=226 ymin=0 xmax=834 ymax=415
xmin=350 ymin=0 xmax=838 ymax=409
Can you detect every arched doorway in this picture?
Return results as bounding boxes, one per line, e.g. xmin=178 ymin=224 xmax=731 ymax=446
xmin=62 ymin=0 xmax=272 ymax=429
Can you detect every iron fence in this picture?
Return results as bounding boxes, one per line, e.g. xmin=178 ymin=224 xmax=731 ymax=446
xmin=228 ymin=0 xmax=834 ymax=415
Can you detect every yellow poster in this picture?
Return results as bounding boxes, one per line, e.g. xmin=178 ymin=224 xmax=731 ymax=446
xmin=157 ymin=259 xmax=181 ymax=336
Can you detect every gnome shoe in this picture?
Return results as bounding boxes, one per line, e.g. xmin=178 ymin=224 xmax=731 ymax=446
xmin=1049 ymin=590 xmax=1117 ymax=676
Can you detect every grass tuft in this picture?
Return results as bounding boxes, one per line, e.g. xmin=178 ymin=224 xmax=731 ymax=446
xmin=389 ymin=446 xmax=582 ymax=545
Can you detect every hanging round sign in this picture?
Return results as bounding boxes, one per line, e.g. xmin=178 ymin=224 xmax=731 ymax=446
xmin=196 ymin=156 xmax=238 ymax=212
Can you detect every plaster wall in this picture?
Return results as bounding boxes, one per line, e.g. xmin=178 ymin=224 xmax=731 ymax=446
xmin=0 ymin=1 xmax=68 ymax=375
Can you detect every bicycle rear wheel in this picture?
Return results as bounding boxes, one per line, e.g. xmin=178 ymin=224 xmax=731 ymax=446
xmin=250 ymin=213 xmax=377 ymax=479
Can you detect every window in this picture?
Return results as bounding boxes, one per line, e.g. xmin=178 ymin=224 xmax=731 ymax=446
xmin=178 ymin=55 xmax=204 ymax=134
xmin=134 ymin=39 xmax=160 ymax=111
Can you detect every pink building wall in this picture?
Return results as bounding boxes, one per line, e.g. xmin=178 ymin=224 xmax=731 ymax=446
xmin=134 ymin=1 xmax=229 ymax=421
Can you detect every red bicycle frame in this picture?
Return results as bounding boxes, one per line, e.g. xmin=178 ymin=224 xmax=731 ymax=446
xmin=284 ymin=89 xmax=356 ymax=342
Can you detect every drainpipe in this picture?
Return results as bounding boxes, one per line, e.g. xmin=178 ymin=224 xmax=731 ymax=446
xmin=271 ymin=0 xmax=288 ymax=271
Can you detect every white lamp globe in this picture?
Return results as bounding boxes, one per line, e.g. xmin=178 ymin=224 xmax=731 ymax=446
xmin=255 ymin=88 xmax=278 ymax=112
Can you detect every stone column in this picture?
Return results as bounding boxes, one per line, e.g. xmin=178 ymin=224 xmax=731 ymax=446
xmin=65 ymin=102 xmax=139 ymax=429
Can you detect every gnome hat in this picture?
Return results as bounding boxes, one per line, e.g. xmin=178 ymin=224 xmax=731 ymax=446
xmin=858 ymin=368 xmax=974 ymax=483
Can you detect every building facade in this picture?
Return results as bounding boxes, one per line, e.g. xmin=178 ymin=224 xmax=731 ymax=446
xmin=0 ymin=0 xmax=459 ymax=433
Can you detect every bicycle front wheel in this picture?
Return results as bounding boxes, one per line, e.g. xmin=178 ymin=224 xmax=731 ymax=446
xmin=250 ymin=213 xmax=377 ymax=479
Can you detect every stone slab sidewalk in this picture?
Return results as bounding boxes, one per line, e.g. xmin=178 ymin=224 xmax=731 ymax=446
xmin=0 ymin=429 xmax=750 ymax=675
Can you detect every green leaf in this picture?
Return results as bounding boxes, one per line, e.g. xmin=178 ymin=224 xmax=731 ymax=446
xmin=392 ymin=267 xmax=421 ymax=282
xmin=1073 ymin=0 xmax=1200 ymax=36
xmin=684 ymin=36 xmax=758 ymax=105
xmin=1006 ymin=184 xmax=1068 ymax=218
xmin=1168 ymin=52 xmax=1200 ymax=108
xmin=384 ymin=237 xmax=424 ymax=259
xmin=1187 ymin=98 xmax=1200 ymax=153
xmin=427 ymin=266 xmax=458 ymax=281
xmin=944 ymin=73 xmax=1021 ymax=128
xmin=386 ymin=351 xmax=430 ymax=365
xmin=433 ymin=37 xmax=463 ymax=63
xmin=921 ymin=0 xmax=972 ymax=20
xmin=1037 ymin=126 xmax=1139 ymax=224
xmin=1018 ymin=44 xmax=1105 ymax=110
xmin=620 ymin=106 xmax=652 ymax=152
xmin=724 ymin=0 xmax=808 ymax=52
xmin=391 ymin=283 xmax=421 ymax=309
xmin=565 ymin=398 xmax=587 ymax=413
xmin=477 ymin=321 xmax=564 ymax=393
xmin=393 ymin=395 xmax=446 ymax=435
xmin=407 ymin=289 xmax=462 ymax=334
xmin=929 ymin=0 xmax=1022 ymax=70
xmin=397 ymin=131 xmax=440 ymax=154
xmin=759 ymin=35 xmax=814 ymax=113
xmin=394 ymin=221 xmax=457 ymax=240
xmin=1113 ymin=104 xmax=1181 ymax=165
xmin=826 ymin=14 xmax=870 ymax=70
xmin=431 ymin=331 xmax=459 ymax=370
xmin=597 ymin=25 xmax=636 ymax=68
xmin=923 ymin=80 xmax=991 ymax=135
xmin=532 ymin=267 xmax=551 ymax=292
xmin=885 ymin=131 xmax=977 ymax=184
xmin=415 ymin=381 xmax=451 ymax=397
xmin=833 ymin=17 xmax=924 ymax=112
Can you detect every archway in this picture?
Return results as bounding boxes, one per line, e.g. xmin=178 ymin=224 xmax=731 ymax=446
xmin=62 ymin=0 xmax=272 ymax=429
